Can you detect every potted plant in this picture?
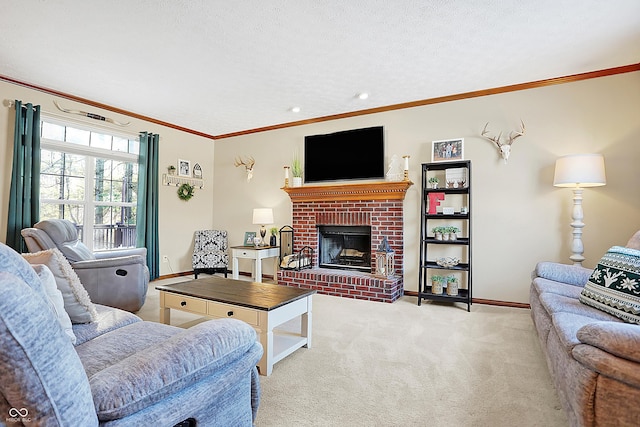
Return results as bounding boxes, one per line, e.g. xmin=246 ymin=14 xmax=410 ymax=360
xmin=291 ymin=152 xmax=303 ymax=187
xmin=168 ymin=165 xmax=176 ymax=175
xmin=447 ymin=226 xmax=460 ymax=241
xmin=431 ymin=275 xmax=444 ymax=294
xmin=446 ymin=275 xmax=459 ymax=296
xmin=428 ymin=176 xmax=439 ymax=189
xmin=432 ymin=226 xmax=445 ymax=240
xmin=269 ymin=227 xmax=278 ymax=246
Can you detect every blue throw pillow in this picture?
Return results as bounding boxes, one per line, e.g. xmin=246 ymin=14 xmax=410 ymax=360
xmin=579 ymin=246 xmax=640 ymax=324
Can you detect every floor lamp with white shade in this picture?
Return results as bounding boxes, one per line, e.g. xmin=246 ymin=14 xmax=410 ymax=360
xmin=553 ymin=154 xmax=606 ymax=266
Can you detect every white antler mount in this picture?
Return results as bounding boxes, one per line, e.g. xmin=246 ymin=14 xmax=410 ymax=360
xmin=481 ymin=120 xmax=525 ymax=164
xmin=234 ymin=156 xmax=255 ymax=181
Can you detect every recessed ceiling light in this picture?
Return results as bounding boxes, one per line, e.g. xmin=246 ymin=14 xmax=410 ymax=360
xmin=357 ymin=92 xmax=369 ymax=100
xmin=290 ymin=107 xmax=301 ymax=113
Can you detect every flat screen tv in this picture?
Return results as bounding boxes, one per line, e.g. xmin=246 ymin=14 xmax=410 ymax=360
xmin=304 ymin=126 xmax=385 ymax=183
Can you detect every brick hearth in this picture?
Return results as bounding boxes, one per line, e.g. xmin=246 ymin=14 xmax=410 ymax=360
xmin=278 ymin=181 xmax=411 ymax=303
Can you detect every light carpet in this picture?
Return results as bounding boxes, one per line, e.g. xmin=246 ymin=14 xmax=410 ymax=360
xmin=139 ymin=278 xmax=567 ymax=427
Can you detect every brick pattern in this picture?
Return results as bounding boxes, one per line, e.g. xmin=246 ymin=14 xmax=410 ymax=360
xmin=277 ymin=198 xmax=405 ymax=303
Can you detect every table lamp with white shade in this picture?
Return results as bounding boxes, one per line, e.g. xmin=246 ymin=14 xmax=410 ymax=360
xmin=553 ymin=153 xmax=606 ymax=266
xmin=252 ymin=208 xmax=274 ymax=246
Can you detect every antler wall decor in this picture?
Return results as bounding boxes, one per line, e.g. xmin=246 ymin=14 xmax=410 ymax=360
xmin=234 ymin=156 xmax=255 ymax=182
xmin=53 ymin=100 xmax=131 ymax=126
xmin=480 ymin=120 xmax=525 ymax=164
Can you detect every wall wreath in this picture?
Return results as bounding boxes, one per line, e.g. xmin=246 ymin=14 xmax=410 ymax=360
xmin=177 ymin=183 xmax=195 ymax=201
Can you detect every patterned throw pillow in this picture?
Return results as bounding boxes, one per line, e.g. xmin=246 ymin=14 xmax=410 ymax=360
xmin=579 ymin=246 xmax=640 ymax=324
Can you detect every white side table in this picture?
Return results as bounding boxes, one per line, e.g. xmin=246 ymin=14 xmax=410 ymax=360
xmin=231 ymin=245 xmax=280 ymax=283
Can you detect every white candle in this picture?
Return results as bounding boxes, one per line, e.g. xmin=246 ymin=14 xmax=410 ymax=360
xmin=284 ymin=166 xmax=290 ymax=179
xmin=403 ymin=155 xmax=410 ymax=171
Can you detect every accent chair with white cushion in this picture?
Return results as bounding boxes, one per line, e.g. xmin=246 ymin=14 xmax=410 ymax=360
xmin=21 ymin=218 xmax=149 ymax=312
xmin=192 ymin=230 xmax=229 ymax=279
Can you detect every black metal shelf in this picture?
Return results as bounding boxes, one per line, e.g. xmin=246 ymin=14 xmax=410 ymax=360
xmin=423 ymin=237 xmax=470 ymax=245
xmin=422 ymin=261 xmax=470 ymax=271
xmin=418 ymin=160 xmax=472 ymax=311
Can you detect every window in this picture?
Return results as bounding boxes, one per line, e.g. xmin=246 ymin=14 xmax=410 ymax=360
xmin=39 ymin=118 xmax=140 ymax=252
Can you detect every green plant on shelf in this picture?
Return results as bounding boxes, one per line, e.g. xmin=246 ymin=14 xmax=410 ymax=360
xmin=428 ymin=177 xmax=439 ymax=183
xmin=431 ymin=275 xmax=445 ymax=283
xmin=446 ymin=275 xmax=458 ymax=283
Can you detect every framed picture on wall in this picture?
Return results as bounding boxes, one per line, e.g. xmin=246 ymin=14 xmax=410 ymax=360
xmin=431 ymin=138 xmax=464 ymax=162
xmin=178 ymin=159 xmax=191 ymax=177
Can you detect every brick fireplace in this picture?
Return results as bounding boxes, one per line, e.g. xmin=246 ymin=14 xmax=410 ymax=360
xmin=277 ymin=180 xmax=412 ymax=303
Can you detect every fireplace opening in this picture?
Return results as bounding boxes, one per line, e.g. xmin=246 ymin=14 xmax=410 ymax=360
xmin=318 ymin=225 xmax=371 ymax=272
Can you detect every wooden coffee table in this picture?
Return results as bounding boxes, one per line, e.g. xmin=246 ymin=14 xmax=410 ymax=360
xmin=156 ymin=276 xmax=315 ymax=376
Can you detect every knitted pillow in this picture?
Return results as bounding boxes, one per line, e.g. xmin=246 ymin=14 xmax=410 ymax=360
xmin=579 ymin=246 xmax=640 ymax=324
xmin=23 ymin=248 xmax=97 ymax=324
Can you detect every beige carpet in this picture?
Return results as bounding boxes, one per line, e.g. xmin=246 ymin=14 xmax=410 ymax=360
xmin=139 ymin=277 xmax=567 ymax=427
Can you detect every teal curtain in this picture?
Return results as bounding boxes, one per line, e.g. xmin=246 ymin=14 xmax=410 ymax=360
xmin=6 ymin=100 xmax=41 ymax=252
xmin=136 ymin=132 xmax=160 ymax=280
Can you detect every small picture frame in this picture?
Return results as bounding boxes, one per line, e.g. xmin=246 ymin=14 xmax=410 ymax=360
xmin=178 ymin=159 xmax=191 ymax=177
xmin=244 ymin=231 xmax=257 ymax=246
xmin=431 ymin=138 xmax=464 ymax=162
xmin=192 ymin=163 xmax=202 ymax=179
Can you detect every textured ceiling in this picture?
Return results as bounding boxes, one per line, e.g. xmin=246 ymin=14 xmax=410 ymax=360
xmin=1 ymin=1 xmax=639 ymax=138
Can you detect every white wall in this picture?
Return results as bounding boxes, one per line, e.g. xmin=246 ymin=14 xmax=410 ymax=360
xmin=213 ymin=71 xmax=640 ymax=304
xmin=0 ymin=80 xmax=215 ymax=276
xmin=2 ymin=72 xmax=638 ymax=304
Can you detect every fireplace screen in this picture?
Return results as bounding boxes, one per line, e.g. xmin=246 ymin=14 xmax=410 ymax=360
xmin=318 ymin=225 xmax=371 ymax=272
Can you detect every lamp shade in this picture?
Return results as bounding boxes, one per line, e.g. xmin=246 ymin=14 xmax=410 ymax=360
xmin=252 ymin=208 xmax=274 ymax=225
xmin=553 ymin=154 xmax=606 ymax=188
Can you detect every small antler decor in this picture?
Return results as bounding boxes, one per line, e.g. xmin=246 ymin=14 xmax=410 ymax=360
xmin=481 ymin=120 xmax=525 ymax=164
xmin=234 ymin=156 xmax=255 ymax=181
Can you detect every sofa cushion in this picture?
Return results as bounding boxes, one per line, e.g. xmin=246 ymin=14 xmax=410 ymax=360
xmin=89 ymin=318 xmax=258 ymax=420
xmin=534 ymin=261 xmax=592 ymax=287
xmin=551 ymin=312 xmax=602 ymax=352
xmin=32 ymin=264 xmax=76 ymax=344
xmin=579 ymin=246 xmax=640 ymax=324
xmin=72 ymin=304 xmax=142 ymax=346
xmin=532 ymin=277 xmax=583 ymax=299
xmin=0 ymin=272 xmax=98 ymax=426
xmin=540 ymin=292 xmax=621 ymax=322
xmin=23 ymin=248 xmax=98 ymax=323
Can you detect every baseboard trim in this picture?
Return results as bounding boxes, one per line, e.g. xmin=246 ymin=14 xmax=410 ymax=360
xmin=152 ymin=276 xmax=530 ymax=308
xmin=403 ymin=290 xmax=530 ymax=309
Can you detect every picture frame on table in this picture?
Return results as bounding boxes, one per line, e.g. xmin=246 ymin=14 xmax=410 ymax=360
xmin=178 ymin=159 xmax=191 ymax=177
xmin=431 ymin=138 xmax=464 ymax=162
xmin=244 ymin=232 xmax=257 ymax=246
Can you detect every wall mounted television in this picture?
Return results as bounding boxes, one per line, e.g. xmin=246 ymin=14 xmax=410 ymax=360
xmin=304 ymin=126 xmax=385 ymax=183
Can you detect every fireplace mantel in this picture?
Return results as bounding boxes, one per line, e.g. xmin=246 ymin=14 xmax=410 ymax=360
xmin=282 ymin=180 xmax=413 ymax=202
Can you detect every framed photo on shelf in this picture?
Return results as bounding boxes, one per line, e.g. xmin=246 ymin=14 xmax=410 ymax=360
xmin=178 ymin=159 xmax=191 ymax=177
xmin=431 ymin=138 xmax=464 ymax=162
xmin=192 ymin=163 xmax=202 ymax=179
xmin=244 ymin=231 xmax=257 ymax=246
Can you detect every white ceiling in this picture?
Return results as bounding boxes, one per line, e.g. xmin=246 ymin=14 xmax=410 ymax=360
xmin=1 ymin=1 xmax=639 ymax=138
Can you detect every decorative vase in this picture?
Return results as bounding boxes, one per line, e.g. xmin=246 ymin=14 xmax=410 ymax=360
xmin=269 ymin=235 xmax=277 ymax=246
xmin=432 ymin=281 xmax=443 ymax=294
xmin=449 ymin=233 xmax=457 ymax=241
xmin=447 ymin=280 xmax=459 ymax=296
xmin=292 ymin=177 xmax=302 ymax=187
xmin=442 ymin=233 xmax=450 ymax=241
xmin=431 ymin=182 xmax=438 ymax=189
xmin=434 ymin=232 xmax=443 ymax=241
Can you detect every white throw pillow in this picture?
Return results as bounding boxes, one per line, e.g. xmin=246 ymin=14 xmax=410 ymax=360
xmin=31 ymin=264 xmax=76 ymax=344
xmin=23 ymin=248 xmax=97 ymax=324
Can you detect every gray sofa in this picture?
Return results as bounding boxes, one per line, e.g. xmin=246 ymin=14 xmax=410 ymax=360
xmin=530 ymin=232 xmax=640 ymax=427
xmin=0 ymin=242 xmax=262 ymax=426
